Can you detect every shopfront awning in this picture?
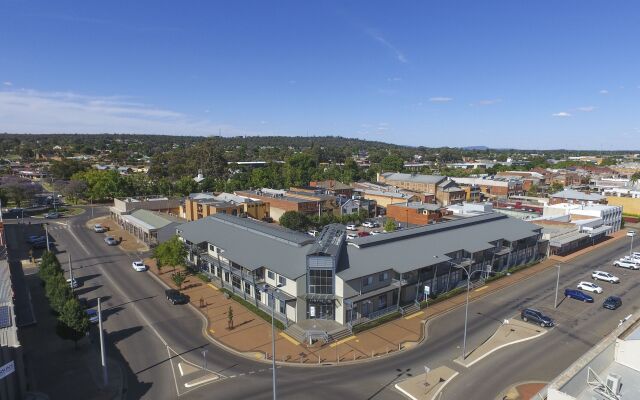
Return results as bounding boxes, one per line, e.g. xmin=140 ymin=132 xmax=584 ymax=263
xmin=346 ymin=285 xmax=398 ymax=303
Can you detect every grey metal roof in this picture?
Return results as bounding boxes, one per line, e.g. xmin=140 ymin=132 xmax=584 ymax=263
xmin=339 ymin=213 xmax=541 ymax=281
xmin=308 ymin=224 xmax=346 ymax=257
xmin=129 ymin=209 xmax=179 ymax=229
xmin=381 ymin=172 xmax=446 ymax=185
xmin=176 ymin=214 xmax=314 ymax=278
xmin=551 ymin=189 xmax=604 ymax=201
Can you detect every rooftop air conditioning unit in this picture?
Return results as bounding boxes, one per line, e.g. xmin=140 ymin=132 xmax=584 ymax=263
xmin=605 ymin=373 xmax=621 ymax=395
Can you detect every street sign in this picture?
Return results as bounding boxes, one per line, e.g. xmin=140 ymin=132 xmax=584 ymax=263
xmin=0 ymin=361 xmax=15 ymax=379
xmin=310 ymin=306 xmax=316 ymax=317
xmin=424 ymin=285 xmax=430 ymax=297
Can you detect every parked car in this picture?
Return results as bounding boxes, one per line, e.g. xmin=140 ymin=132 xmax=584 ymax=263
xmin=307 ymin=230 xmax=319 ymax=237
xmin=132 ymin=261 xmax=147 ymax=272
xmin=521 ymin=308 xmax=554 ymax=327
xmin=26 ymin=235 xmax=45 ymax=244
xmin=591 ymin=271 xmax=620 ymax=283
xmin=614 ymin=259 xmax=640 ymax=270
xmin=31 ymin=239 xmax=48 ymax=249
xmin=67 ymin=278 xmax=79 ymax=289
xmin=621 ymin=255 xmax=640 ymax=263
xmin=104 ymin=236 xmax=118 ymax=246
xmin=94 ymin=224 xmax=107 ymax=233
xmin=627 ymin=230 xmax=636 ymax=237
xmin=577 ymin=281 xmax=603 ymax=294
xmin=346 ymin=224 xmax=358 ymax=231
xmin=346 ymin=233 xmax=357 ymax=240
xmin=370 ymin=230 xmax=382 ymax=235
xmin=362 ymin=221 xmax=375 ymax=228
xmin=44 ymin=212 xmax=60 ymax=219
xmin=564 ymin=288 xmax=594 ymax=303
xmin=165 ymin=289 xmax=189 ymax=305
xmin=85 ymin=309 xmax=100 ymax=324
xmin=603 ymin=296 xmax=622 ymax=310
xmin=357 ymin=231 xmax=370 ymax=237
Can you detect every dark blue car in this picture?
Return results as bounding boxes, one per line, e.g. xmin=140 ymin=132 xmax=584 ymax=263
xmin=564 ymin=288 xmax=594 ymax=303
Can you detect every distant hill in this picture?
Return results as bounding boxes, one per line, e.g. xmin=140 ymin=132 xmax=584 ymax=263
xmin=460 ymin=145 xmax=489 ymax=151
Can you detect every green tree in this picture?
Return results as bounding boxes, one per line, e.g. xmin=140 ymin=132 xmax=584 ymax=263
xmin=279 ymin=211 xmax=311 ymax=231
xmin=284 ymin=153 xmax=316 ymax=187
xmin=631 ymin=172 xmax=640 ymax=185
xmin=171 ymin=271 xmax=186 ymax=290
xmin=153 ymin=235 xmax=188 ymax=271
xmin=46 ymin=273 xmax=72 ymax=314
xmin=50 ymin=158 xmax=88 ymax=179
xmin=227 ymin=306 xmax=234 ymax=329
xmin=174 ymin=176 xmax=199 ymax=196
xmin=526 ymin=184 xmax=539 ymax=197
xmin=39 ymin=251 xmax=63 ymax=283
xmin=72 ymin=169 xmax=123 ymax=200
xmin=384 ymin=218 xmax=396 ymax=232
xmin=380 ymin=154 xmax=404 ymax=173
xmin=550 ymin=182 xmax=564 ymax=193
xmin=56 ymin=298 xmax=89 ymax=349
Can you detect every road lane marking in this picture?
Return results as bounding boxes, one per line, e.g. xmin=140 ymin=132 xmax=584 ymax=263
xmin=279 ymin=332 xmax=300 ymax=346
xmin=404 ymin=311 xmax=424 ymax=320
xmin=329 ymin=335 xmax=356 ymax=348
xmin=64 ymin=223 xmax=91 ymax=256
xmin=474 ymin=286 xmax=488 ymax=292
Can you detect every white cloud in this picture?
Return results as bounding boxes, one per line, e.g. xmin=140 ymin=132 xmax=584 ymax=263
xmin=0 ymin=88 xmax=240 ymax=135
xmin=576 ymin=106 xmax=596 ymax=112
xmin=472 ymin=98 xmax=502 ymax=106
xmin=599 ymin=89 xmax=609 ymax=94
xmin=552 ymin=112 xmax=572 ymax=117
xmin=2 ymin=82 xmax=12 ymax=87
xmin=365 ymin=29 xmax=407 ymax=63
xmin=429 ymin=97 xmax=453 ymax=103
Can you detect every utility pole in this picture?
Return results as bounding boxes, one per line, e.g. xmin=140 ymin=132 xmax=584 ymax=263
xmin=554 ymin=264 xmax=561 ymax=309
xmin=98 ymin=298 xmax=108 ymax=387
xmin=44 ymin=224 xmax=50 ymax=251
xmin=630 ymin=233 xmax=634 ymax=257
xmin=68 ymin=253 xmax=74 ymax=293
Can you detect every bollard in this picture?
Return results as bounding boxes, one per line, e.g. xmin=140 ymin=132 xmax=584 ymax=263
xmin=398 ymin=343 xmax=401 ymax=351
xmin=318 ymin=355 xmax=320 ymax=364
xmin=371 ymin=350 xmax=374 ymax=358
xmin=353 ymin=351 xmax=356 ymax=361
xmin=336 ymin=346 xmax=339 ymax=364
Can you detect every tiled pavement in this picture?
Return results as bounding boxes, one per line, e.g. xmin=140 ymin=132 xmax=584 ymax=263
xmin=145 ymin=230 xmax=629 ymax=365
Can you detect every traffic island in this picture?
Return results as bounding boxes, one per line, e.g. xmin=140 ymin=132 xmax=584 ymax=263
xmin=454 ymin=319 xmax=547 ymax=368
xmin=394 ymin=366 xmax=458 ymax=400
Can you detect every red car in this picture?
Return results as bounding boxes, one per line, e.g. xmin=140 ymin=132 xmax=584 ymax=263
xmin=357 ymin=231 xmax=370 ymax=237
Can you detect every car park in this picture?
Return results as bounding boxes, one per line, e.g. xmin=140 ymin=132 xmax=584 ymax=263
xmin=104 ymin=236 xmax=118 ymax=246
xmin=521 ymin=308 xmax=554 ymax=327
xmin=94 ymin=224 xmax=107 ymax=233
xmin=577 ymin=281 xmax=603 ymax=293
xmin=564 ymin=288 xmax=594 ymax=302
xmin=603 ymin=296 xmax=622 ymax=310
xmin=346 ymin=224 xmax=358 ymax=231
xmin=67 ymin=278 xmax=79 ymax=289
xmin=614 ymin=259 xmax=640 ymax=270
xmin=132 ymin=261 xmax=147 ymax=272
xmin=165 ymin=289 xmax=189 ymax=305
xmin=591 ymin=271 xmax=620 ymax=283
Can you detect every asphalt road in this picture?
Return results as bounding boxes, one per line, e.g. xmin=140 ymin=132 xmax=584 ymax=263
xmin=31 ymin=208 xmax=640 ymax=400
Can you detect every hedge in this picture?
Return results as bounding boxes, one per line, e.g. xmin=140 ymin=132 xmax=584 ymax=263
xmin=353 ymin=312 xmax=402 ymax=333
xmin=220 ymin=288 xmax=286 ymax=330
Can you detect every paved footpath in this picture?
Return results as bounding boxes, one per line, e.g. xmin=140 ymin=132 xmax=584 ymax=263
xmin=145 ymin=230 xmax=628 ymax=366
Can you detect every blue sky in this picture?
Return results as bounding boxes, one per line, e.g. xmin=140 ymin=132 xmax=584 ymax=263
xmin=1 ymin=1 xmax=639 ymax=149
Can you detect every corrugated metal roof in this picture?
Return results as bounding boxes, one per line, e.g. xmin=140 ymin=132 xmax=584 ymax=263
xmin=381 ymin=173 xmax=446 ymax=184
xmin=129 ymin=209 xmax=175 ymax=229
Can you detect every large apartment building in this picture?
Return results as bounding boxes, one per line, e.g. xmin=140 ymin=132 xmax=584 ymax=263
xmin=183 ymin=192 xmax=270 ymax=221
xmin=177 ymin=212 xmax=543 ymax=340
xmin=377 ymin=172 xmax=466 ymax=206
xmin=235 ymin=188 xmax=336 ymax=221
xmin=451 ymin=176 xmax=524 ymax=198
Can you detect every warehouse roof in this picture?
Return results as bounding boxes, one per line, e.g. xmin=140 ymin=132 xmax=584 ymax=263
xmin=380 ymin=172 xmax=446 ymax=184
xmin=550 ymin=189 xmax=604 ymax=202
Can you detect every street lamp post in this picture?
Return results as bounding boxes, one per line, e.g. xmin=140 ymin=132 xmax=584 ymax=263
xmin=261 ymin=284 xmax=283 ymax=400
xmin=44 ymin=223 xmax=50 ymax=251
xmin=554 ymin=264 xmax=561 ymax=309
xmin=630 ymin=233 xmax=634 ymax=257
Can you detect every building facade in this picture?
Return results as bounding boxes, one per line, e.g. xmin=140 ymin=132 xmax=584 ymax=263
xmin=177 ymin=212 xmax=543 ymax=340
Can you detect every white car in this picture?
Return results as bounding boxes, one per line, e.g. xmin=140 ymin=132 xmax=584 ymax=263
xmin=614 ymin=260 xmax=640 ymax=270
xmin=132 ymin=261 xmax=147 ymax=272
xmin=620 ymin=256 xmax=640 ymax=264
xmin=346 ymin=224 xmax=358 ymax=231
xmin=591 ymin=271 xmax=620 ymax=283
xmin=346 ymin=233 xmax=357 ymax=240
xmin=577 ymin=281 xmax=603 ymax=294
xmin=362 ymin=221 xmax=374 ymax=228
xmin=370 ymin=230 xmax=382 ymax=235
xmin=627 ymin=230 xmax=636 ymax=237
xmin=67 ymin=278 xmax=79 ymax=289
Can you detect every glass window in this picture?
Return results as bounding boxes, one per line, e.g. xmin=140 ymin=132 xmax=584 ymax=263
xmin=232 ymin=275 xmax=241 ymax=289
xmin=279 ymin=300 xmax=286 ymax=314
xmin=267 ymin=271 xmax=275 ymax=280
xmin=244 ymin=282 xmax=251 ymax=295
xmin=278 ymin=276 xmax=286 ymax=286
xmin=378 ymin=294 xmax=387 ymax=310
xmin=308 ymin=269 xmax=334 ymax=294
xmin=363 ymin=276 xmax=373 ymax=287
xmin=378 ymin=272 xmax=389 ymax=282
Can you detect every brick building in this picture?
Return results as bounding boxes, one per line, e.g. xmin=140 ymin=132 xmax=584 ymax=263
xmin=386 ymin=202 xmax=443 ymax=226
xmin=377 ymin=172 xmax=465 ymax=206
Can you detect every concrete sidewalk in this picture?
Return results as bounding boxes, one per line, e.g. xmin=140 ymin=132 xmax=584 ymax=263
xmin=145 ymin=230 xmax=629 ymax=365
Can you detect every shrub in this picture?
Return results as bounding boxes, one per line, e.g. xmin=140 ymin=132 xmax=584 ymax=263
xmin=353 ymin=312 xmax=402 ymax=333
xmin=220 ymin=288 xmax=285 ymax=330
